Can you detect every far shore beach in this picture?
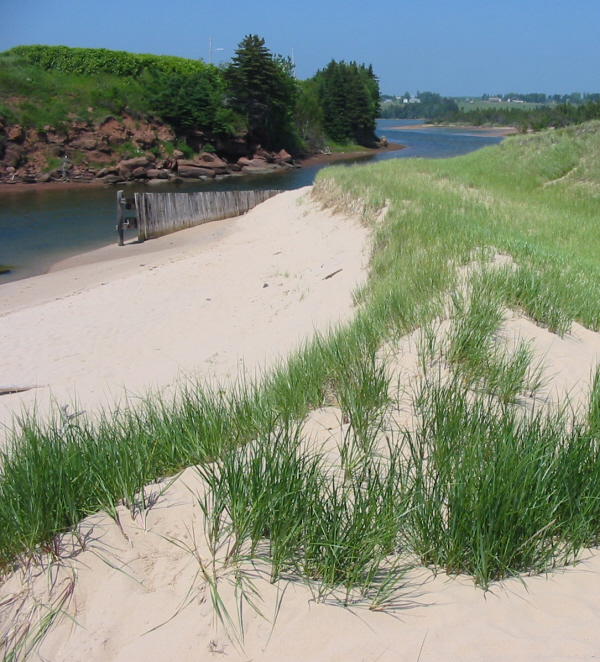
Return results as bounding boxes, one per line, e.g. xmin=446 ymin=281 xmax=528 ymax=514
xmin=389 ymin=122 xmax=518 ymax=137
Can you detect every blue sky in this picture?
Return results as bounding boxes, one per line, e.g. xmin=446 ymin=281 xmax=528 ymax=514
xmin=1 ymin=0 xmax=598 ymax=97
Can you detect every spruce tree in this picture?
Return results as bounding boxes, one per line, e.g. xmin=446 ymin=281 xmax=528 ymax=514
xmin=224 ymin=35 xmax=296 ymax=147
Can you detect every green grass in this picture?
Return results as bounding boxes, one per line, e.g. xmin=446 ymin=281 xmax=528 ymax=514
xmin=6 ymin=120 xmax=600 ymax=655
xmin=0 ymin=54 xmax=151 ymax=129
xmin=324 ymin=139 xmax=372 ymax=154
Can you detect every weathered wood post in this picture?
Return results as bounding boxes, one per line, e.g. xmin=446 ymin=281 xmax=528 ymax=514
xmin=117 ymin=190 xmax=125 ymax=246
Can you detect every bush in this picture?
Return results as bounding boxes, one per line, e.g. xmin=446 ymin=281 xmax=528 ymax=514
xmin=5 ymin=45 xmax=215 ymax=79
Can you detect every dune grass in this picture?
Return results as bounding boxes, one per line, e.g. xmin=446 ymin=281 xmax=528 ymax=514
xmin=4 ymin=121 xmax=600 ymax=648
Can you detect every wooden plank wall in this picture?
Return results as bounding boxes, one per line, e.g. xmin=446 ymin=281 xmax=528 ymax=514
xmin=134 ymin=190 xmax=282 ymax=241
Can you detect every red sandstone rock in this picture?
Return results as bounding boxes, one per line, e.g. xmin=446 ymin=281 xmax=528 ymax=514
xmin=7 ymin=125 xmax=25 ymax=143
xmin=177 ymin=164 xmax=216 ymax=178
xmin=119 ymin=156 xmax=148 ymax=169
xmin=276 ymin=149 xmax=292 ymax=163
xmin=71 ymin=136 xmax=98 ymax=150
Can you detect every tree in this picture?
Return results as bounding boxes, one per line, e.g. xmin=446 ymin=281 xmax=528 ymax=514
xmin=224 ymin=35 xmax=296 ymax=147
xmin=147 ymin=67 xmax=231 ymax=134
xmin=313 ymin=60 xmax=380 ymax=145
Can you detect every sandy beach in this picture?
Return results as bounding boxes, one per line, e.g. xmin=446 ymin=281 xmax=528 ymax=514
xmin=0 ymin=187 xmax=368 ymax=432
xmin=389 ymin=123 xmax=518 ymax=137
xmin=3 ymin=187 xmax=600 ymax=660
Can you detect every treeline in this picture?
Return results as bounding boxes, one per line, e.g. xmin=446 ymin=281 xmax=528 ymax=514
xmin=439 ymin=100 xmax=600 ymax=132
xmin=0 ymin=39 xmax=381 ymax=154
xmin=483 ymin=92 xmax=600 ymax=104
xmin=380 ymin=92 xmax=459 ymax=121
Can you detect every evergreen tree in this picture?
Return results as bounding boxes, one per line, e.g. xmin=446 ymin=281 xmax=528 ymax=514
xmin=313 ymin=60 xmax=380 ymax=145
xmin=224 ymin=35 xmax=296 ymax=146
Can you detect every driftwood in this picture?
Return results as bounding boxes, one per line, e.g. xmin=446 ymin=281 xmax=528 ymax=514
xmin=0 ymin=385 xmax=40 ymax=396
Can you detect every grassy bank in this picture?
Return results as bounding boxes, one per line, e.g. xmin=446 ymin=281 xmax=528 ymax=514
xmin=4 ymin=122 xmax=600 ymax=650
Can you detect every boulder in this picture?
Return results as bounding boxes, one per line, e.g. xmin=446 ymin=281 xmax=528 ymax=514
xmin=147 ymin=178 xmax=169 ymax=186
xmin=172 ymin=150 xmax=184 ymax=159
xmin=275 ymin=149 xmax=292 ymax=164
xmin=119 ymin=156 xmax=148 ymax=169
xmin=254 ymin=146 xmax=273 ymax=162
xmin=243 ymin=158 xmax=274 ymax=169
xmin=178 ymin=164 xmax=216 ymax=178
xmin=147 ymin=169 xmax=169 ymax=179
xmin=243 ymin=164 xmax=277 ymax=174
xmin=36 ymin=172 xmax=51 ymax=183
xmin=7 ymin=125 xmax=25 ymax=144
xmin=118 ymin=165 xmax=132 ymax=179
xmin=195 ymin=152 xmax=227 ymax=168
xmin=132 ymin=167 xmax=147 ymax=178
xmin=238 ymin=157 xmax=252 ymax=167
xmin=70 ymin=136 xmax=98 ymax=150
xmin=101 ymin=175 xmax=124 ymax=184
xmin=22 ymin=174 xmax=36 ymax=183
xmin=176 ymin=159 xmax=201 ymax=168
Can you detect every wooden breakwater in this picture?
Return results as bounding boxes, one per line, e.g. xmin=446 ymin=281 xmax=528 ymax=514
xmin=118 ymin=189 xmax=282 ymax=244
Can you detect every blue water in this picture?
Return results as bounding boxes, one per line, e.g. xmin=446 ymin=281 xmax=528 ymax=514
xmin=0 ymin=120 xmax=504 ymax=283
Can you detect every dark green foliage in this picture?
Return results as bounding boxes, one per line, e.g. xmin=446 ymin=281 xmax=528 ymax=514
xmin=6 ymin=44 xmax=211 ymax=78
xmin=314 ymin=61 xmax=380 ymax=145
xmin=380 ymin=91 xmax=459 ymax=120
xmin=224 ymin=35 xmax=297 ymax=147
xmin=147 ymin=70 xmax=232 ymax=134
xmin=294 ymin=79 xmax=325 ymax=150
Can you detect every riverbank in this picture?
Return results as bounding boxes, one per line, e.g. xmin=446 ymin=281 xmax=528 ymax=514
xmin=0 ymin=143 xmax=405 ymax=196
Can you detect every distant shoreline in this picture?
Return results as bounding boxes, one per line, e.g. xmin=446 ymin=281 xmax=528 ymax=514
xmin=388 ymin=123 xmax=518 ymax=137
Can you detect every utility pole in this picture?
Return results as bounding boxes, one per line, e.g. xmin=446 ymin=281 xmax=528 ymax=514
xmin=291 ymin=46 xmax=296 ymax=79
xmin=209 ymin=37 xmax=223 ymax=65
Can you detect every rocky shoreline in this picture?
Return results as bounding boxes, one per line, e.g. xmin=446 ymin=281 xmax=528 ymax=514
xmin=0 ymin=113 xmax=402 ymax=192
xmin=0 ymin=114 xmax=302 ymax=189
xmin=0 ymin=114 xmax=400 ymax=191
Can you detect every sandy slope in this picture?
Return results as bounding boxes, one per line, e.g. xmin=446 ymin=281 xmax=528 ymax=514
xmin=0 ymin=187 xmax=368 ymax=434
xmin=3 ymin=187 xmax=600 ymax=660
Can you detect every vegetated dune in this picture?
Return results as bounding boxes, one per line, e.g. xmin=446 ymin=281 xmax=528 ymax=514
xmin=4 ymin=123 xmax=600 ymax=661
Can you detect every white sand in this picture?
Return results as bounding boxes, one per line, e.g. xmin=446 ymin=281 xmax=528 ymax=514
xmin=3 ymin=187 xmax=600 ymax=660
xmin=0 ymin=187 xmax=368 ymax=433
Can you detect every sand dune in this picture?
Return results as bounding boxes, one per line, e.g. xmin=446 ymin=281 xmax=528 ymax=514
xmin=2 ymin=187 xmax=600 ymax=661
